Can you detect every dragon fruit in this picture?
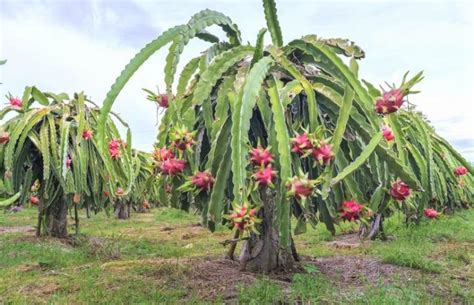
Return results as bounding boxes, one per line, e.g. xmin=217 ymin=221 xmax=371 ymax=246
xmin=227 ymin=203 xmax=260 ymax=232
xmin=291 ymin=133 xmax=313 ymax=156
xmin=153 ymin=147 xmax=174 ymax=162
xmin=9 ymin=97 xmax=22 ymax=109
xmin=82 ymin=129 xmax=93 ymax=141
xmin=390 ymin=179 xmax=411 ymax=201
xmin=249 ymin=145 xmax=274 ymax=166
xmin=374 ymin=88 xmax=405 ymax=114
xmin=108 ymin=139 xmax=121 ymax=160
xmin=191 ymin=171 xmax=215 ymax=191
xmin=381 ymin=125 xmax=395 ymax=142
xmin=312 ymin=143 xmax=334 ymax=166
xmin=340 ymin=200 xmax=364 ymax=222
xmin=454 ymin=166 xmax=468 ymax=176
xmin=424 ymin=208 xmax=440 ymax=219
xmin=156 ymin=94 xmax=170 ymax=108
xmin=287 ymin=175 xmax=316 ymax=200
xmin=253 ymin=166 xmax=277 ymax=187
xmin=160 ymin=158 xmax=187 ymax=175
xmin=29 ymin=196 xmax=40 ymax=205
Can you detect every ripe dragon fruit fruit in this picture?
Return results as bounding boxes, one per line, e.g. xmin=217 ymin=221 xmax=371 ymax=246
xmin=156 ymin=94 xmax=170 ymax=108
xmin=108 ymin=139 xmax=122 ymax=160
xmin=82 ymin=129 xmax=93 ymax=141
xmin=143 ymin=200 xmax=150 ymax=209
xmin=381 ymin=125 xmax=395 ymax=142
xmin=291 ymin=133 xmax=313 ymax=156
xmin=424 ymin=208 xmax=440 ymax=219
xmin=0 ymin=132 xmax=9 ymax=144
xmin=191 ymin=171 xmax=215 ymax=191
xmin=249 ymin=145 xmax=274 ymax=166
xmin=103 ymin=191 xmax=110 ymax=197
xmin=8 ymin=97 xmax=22 ymax=109
xmin=253 ymin=166 xmax=277 ymax=187
xmin=454 ymin=166 xmax=468 ymax=176
xmin=159 ymin=158 xmax=187 ymax=175
xmin=29 ymin=196 xmax=40 ymax=205
xmin=390 ymin=179 xmax=411 ymax=201
xmin=153 ymin=147 xmax=174 ymax=162
xmin=227 ymin=203 xmax=260 ymax=232
xmin=286 ymin=175 xmax=317 ymax=200
xmin=312 ymin=143 xmax=334 ymax=166
xmin=340 ymin=200 xmax=364 ymax=222
xmin=374 ymin=88 xmax=405 ymax=114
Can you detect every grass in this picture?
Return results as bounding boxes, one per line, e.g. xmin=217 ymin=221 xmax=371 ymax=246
xmin=0 ymin=207 xmax=473 ymax=304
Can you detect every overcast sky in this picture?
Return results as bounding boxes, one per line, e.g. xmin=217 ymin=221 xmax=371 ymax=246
xmin=1 ymin=0 xmax=473 ymax=161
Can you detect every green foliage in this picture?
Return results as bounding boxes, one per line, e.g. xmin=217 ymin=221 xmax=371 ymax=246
xmin=0 ymin=90 xmax=143 ymax=235
xmin=97 ymin=0 xmax=472 ymax=251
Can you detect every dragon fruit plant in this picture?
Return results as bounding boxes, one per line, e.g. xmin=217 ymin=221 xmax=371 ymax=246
xmin=0 ymin=89 xmax=136 ymax=237
xmin=97 ymin=0 xmax=472 ymax=272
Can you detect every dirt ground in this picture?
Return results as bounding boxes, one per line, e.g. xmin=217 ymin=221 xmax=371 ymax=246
xmin=164 ymin=254 xmax=425 ymax=302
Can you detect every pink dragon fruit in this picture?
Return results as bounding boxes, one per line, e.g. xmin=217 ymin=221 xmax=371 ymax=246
xmin=253 ymin=166 xmax=277 ymax=187
xmin=287 ymin=176 xmax=316 ymax=200
xmin=454 ymin=166 xmax=468 ymax=176
xmin=291 ymin=133 xmax=313 ymax=156
xmin=29 ymin=196 xmax=40 ymax=205
xmin=312 ymin=143 xmax=334 ymax=166
xmin=381 ymin=125 xmax=395 ymax=142
xmin=340 ymin=200 xmax=364 ymax=222
xmin=191 ymin=171 xmax=215 ymax=191
xmin=153 ymin=147 xmax=174 ymax=162
xmin=108 ymin=139 xmax=121 ymax=160
xmin=156 ymin=94 xmax=170 ymax=108
xmin=390 ymin=179 xmax=411 ymax=201
xmin=424 ymin=208 xmax=440 ymax=219
xmin=82 ymin=129 xmax=93 ymax=141
xmin=9 ymin=97 xmax=22 ymax=109
xmin=374 ymin=88 xmax=405 ymax=114
xmin=249 ymin=145 xmax=274 ymax=166
xmin=159 ymin=158 xmax=187 ymax=175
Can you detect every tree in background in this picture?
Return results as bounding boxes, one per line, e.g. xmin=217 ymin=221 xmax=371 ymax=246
xmin=0 ymin=89 xmax=136 ymax=237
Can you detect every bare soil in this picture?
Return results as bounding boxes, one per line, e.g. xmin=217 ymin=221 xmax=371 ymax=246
xmin=0 ymin=226 xmax=35 ymax=235
xmin=325 ymin=233 xmax=367 ymax=249
xmin=306 ymin=255 xmax=421 ymax=287
xmin=166 ymin=255 xmax=424 ymax=302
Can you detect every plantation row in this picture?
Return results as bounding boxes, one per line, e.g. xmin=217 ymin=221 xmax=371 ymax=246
xmin=0 ymin=0 xmax=472 ymax=273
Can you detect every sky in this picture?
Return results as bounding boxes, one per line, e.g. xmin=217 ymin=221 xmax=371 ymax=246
xmin=1 ymin=0 xmax=473 ymax=161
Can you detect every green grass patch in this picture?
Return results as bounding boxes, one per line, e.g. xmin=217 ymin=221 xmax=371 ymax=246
xmin=0 ymin=207 xmax=472 ymax=304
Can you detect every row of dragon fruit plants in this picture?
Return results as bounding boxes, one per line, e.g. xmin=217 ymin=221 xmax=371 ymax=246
xmin=1 ymin=0 xmax=472 ymax=272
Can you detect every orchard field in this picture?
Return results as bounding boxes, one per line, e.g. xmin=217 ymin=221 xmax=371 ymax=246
xmin=1 ymin=0 xmax=473 ymax=304
xmin=1 ymin=208 xmax=473 ymax=304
